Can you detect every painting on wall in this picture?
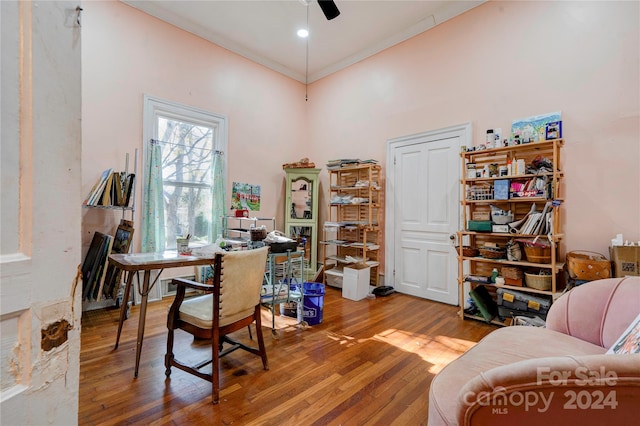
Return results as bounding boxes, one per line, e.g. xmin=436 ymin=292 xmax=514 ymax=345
xmin=511 ymin=111 xmax=562 ymax=143
xmin=231 ymin=182 xmax=261 ymax=211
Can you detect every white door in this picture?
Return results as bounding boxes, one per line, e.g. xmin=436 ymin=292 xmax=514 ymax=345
xmin=385 ymin=124 xmax=470 ymax=304
xmin=1 ymin=1 xmax=82 ymax=423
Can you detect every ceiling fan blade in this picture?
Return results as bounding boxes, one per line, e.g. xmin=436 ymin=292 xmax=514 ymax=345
xmin=318 ymin=0 xmax=340 ymax=20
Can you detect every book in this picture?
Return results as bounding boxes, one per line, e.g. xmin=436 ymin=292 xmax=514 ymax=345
xmin=82 ymin=232 xmax=109 ymax=299
xmin=123 ymin=173 xmax=135 ymax=207
xmin=99 ymin=172 xmax=115 ymax=205
xmin=606 ymin=312 xmax=640 ymax=354
xmin=94 ymin=235 xmax=114 ymax=301
xmin=86 ymin=169 xmax=112 ymax=205
xmin=494 ymin=179 xmax=510 ymax=200
xmin=111 ymin=172 xmax=124 ymax=206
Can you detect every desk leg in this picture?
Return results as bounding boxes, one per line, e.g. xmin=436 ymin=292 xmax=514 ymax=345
xmin=134 ymin=270 xmax=151 ymax=378
xmin=114 ymin=270 xmax=134 ymax=349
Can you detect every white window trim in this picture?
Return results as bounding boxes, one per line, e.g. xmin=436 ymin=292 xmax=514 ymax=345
xmin=141 ymin=94 xmax=228 ymax=244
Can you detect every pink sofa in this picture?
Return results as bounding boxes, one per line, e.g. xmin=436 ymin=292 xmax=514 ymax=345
xmin=428 ymin=277 xmax=640 ymax=425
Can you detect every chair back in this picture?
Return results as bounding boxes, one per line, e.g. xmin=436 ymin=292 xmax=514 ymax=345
xmin=216 ymin=247 xmax=269 ymax=321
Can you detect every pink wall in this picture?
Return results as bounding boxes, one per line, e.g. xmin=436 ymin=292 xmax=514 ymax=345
xmin=82 ymin=0 xmax=308 ymax=249
xmin=83 ymin=0 xmax=639 ymax=265
xmin=308 ymin=0 xmax=640 ymax=257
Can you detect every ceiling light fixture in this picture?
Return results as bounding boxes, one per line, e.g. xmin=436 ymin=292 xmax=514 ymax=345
xmin=297 ymin=28 xmax=309 ymax=38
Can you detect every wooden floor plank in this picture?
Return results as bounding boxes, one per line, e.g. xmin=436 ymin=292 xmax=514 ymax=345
xmin=79 ymin=286 xmax=495 ymax=424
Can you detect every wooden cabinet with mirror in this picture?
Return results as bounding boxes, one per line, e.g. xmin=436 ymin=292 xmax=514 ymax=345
xmin=284 ymin=168 xmax=321 ymax=280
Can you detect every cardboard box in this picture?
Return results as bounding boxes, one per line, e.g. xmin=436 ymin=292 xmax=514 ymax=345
xmin=610 ymin=246 xmax=640 ymax=277
xmin=342 ymin=264 xmax=370 ymax=301
xmin=492 ymin=224 xmax=509 ymax=233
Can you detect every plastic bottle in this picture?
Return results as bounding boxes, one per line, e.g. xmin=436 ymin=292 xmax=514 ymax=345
xmin=491 ymin=268 xmax=499 ymax=283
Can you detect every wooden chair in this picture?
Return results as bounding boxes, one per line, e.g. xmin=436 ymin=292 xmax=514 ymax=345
xmin=164 ymin=246 xmax=270 ymax=404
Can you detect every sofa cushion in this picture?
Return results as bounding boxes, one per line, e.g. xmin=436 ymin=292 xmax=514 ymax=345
xmin=428 ymin=326 xmax=605 ymax=426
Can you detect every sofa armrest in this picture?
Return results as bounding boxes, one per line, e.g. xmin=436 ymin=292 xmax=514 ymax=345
xmin=456 ymin=354 xmax=640 ymax=425
xmin=546 ymin=277 xmax=640 ymax=348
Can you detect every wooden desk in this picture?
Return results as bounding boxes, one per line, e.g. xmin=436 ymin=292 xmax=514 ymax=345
xmin=109 ymin=251 xmax=215 ymax=377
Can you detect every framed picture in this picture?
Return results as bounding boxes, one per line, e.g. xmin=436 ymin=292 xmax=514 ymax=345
xmin=103 ymin=222 xmax=135 ymax=299
xmin=511 ymin=111 xmax=561 ymax=143
xmin=112 ymin=223 xmax=134 ymax=254
xmin=545 ymin=121 xmax=562 ymax=140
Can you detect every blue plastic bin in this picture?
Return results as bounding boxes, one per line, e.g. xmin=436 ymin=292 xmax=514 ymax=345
xmin=280 ymin=282 xmax=325 ymax=325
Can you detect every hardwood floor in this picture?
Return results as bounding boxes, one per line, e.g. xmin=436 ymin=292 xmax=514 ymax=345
xmin=79 ymin=286 xmax=496 ymax=425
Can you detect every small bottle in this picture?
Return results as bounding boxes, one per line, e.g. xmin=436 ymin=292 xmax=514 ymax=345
xmin=491 ymin=268 xmax=499 ymax=283
xmin=507 ymin=159 xmax=512 ymax=176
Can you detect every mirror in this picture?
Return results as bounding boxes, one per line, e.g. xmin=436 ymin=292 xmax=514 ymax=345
xmin=290 ymin=178 xmax=312 ymax=220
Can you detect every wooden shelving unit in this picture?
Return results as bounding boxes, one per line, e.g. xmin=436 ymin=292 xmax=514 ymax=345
xmin=321 ymin=163 xmax=382 ymax=288
xmin=458 ymin=139 xmax=564 ymax=324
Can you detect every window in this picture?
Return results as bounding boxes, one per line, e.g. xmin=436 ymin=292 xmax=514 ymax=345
xmin=143 ymin=96 xmax=227 ymax=251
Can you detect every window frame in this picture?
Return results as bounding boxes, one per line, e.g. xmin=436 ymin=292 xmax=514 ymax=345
xmin=142 ymin=95 xmax=228 ymax=249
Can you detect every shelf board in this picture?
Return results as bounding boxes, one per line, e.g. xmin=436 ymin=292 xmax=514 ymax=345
xmin=83 ymin=204 xmax=133 ymax=210
xmin=462 ymin=281 xmax=562 ymax=298
xmin=330 ymin=186 xmax=381 ymax=191
xmin=461 ymin=139 xmax=563 ymax=159
xmin=494 ymin=283 xmax=565 ymax=299
xmin=464 ymin=197 xmax=552 ymax=204
xmin=463 ymin=171 xmax=563 ymax=184
xmin=462 ymin=312 xmax=505 ymax=326
xmin=460 ymin=256 xmax=565 ymax=271
xmin=324 ymin=268 xmax=344 ymax=278
xmin=459 ymin=231 xmax=564 ymax=240
xmin=329 ymin=203 xmax=381 ymax=207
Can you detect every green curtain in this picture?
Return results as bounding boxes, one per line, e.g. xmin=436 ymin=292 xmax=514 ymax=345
xmin=211 ymin=150 xmax=226 ymax=242
xmin=141 ymin=139 xmax=165 ymax=252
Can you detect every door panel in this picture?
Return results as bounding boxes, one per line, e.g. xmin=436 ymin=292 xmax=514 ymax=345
xmin=387 ymin=125 xmax=468 ymax=305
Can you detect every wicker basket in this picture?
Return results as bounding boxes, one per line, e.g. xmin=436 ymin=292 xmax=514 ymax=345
xmin=250 ymin=228 xmax=267 ymax=241
xmin=525 ymin=272 xmax=552 ymax=291
xmin=566 ymin=251 xmax=611 ymax=280
xmin=523 ymin=245 xmax=551 ymax=263
xmin=457 ymin=246 xmax=479 ymax=257
xmin=479 ymin=247 xmax=507 ymax=260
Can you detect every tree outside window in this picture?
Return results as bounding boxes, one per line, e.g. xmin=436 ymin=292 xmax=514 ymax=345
xmin=158 ymin=117 xmax=213 ymax=249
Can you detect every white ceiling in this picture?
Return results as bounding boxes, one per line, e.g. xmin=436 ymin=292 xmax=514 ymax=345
xmin=122 ymin=0 xmax=485 ymax=83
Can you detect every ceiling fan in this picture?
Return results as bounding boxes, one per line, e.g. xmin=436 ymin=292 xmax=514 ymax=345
xmin=301 ymin=0 xmax=340 ymax=20
xmin=318 ymin=0 xmax=340 ymax=20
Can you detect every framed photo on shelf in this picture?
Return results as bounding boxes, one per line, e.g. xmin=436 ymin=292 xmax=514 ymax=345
xmin=112 ymin=223 xmax=134 ymax=254
xmin=545 ymin=121 xmax=562 ymax=140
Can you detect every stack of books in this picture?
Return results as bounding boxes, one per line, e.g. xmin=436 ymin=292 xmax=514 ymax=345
xmin=83 ymin=168 xmax=135 ymax=207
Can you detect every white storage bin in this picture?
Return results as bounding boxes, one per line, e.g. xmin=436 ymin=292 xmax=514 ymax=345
xmin=342 ymin=264 xmax=370 ymax=301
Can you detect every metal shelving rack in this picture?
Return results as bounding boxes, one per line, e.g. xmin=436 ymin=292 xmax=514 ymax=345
xmin=82 ymin=150 xmax=138 ymax=312
xmin=260 ymin=250 xmax=305 ymax=334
